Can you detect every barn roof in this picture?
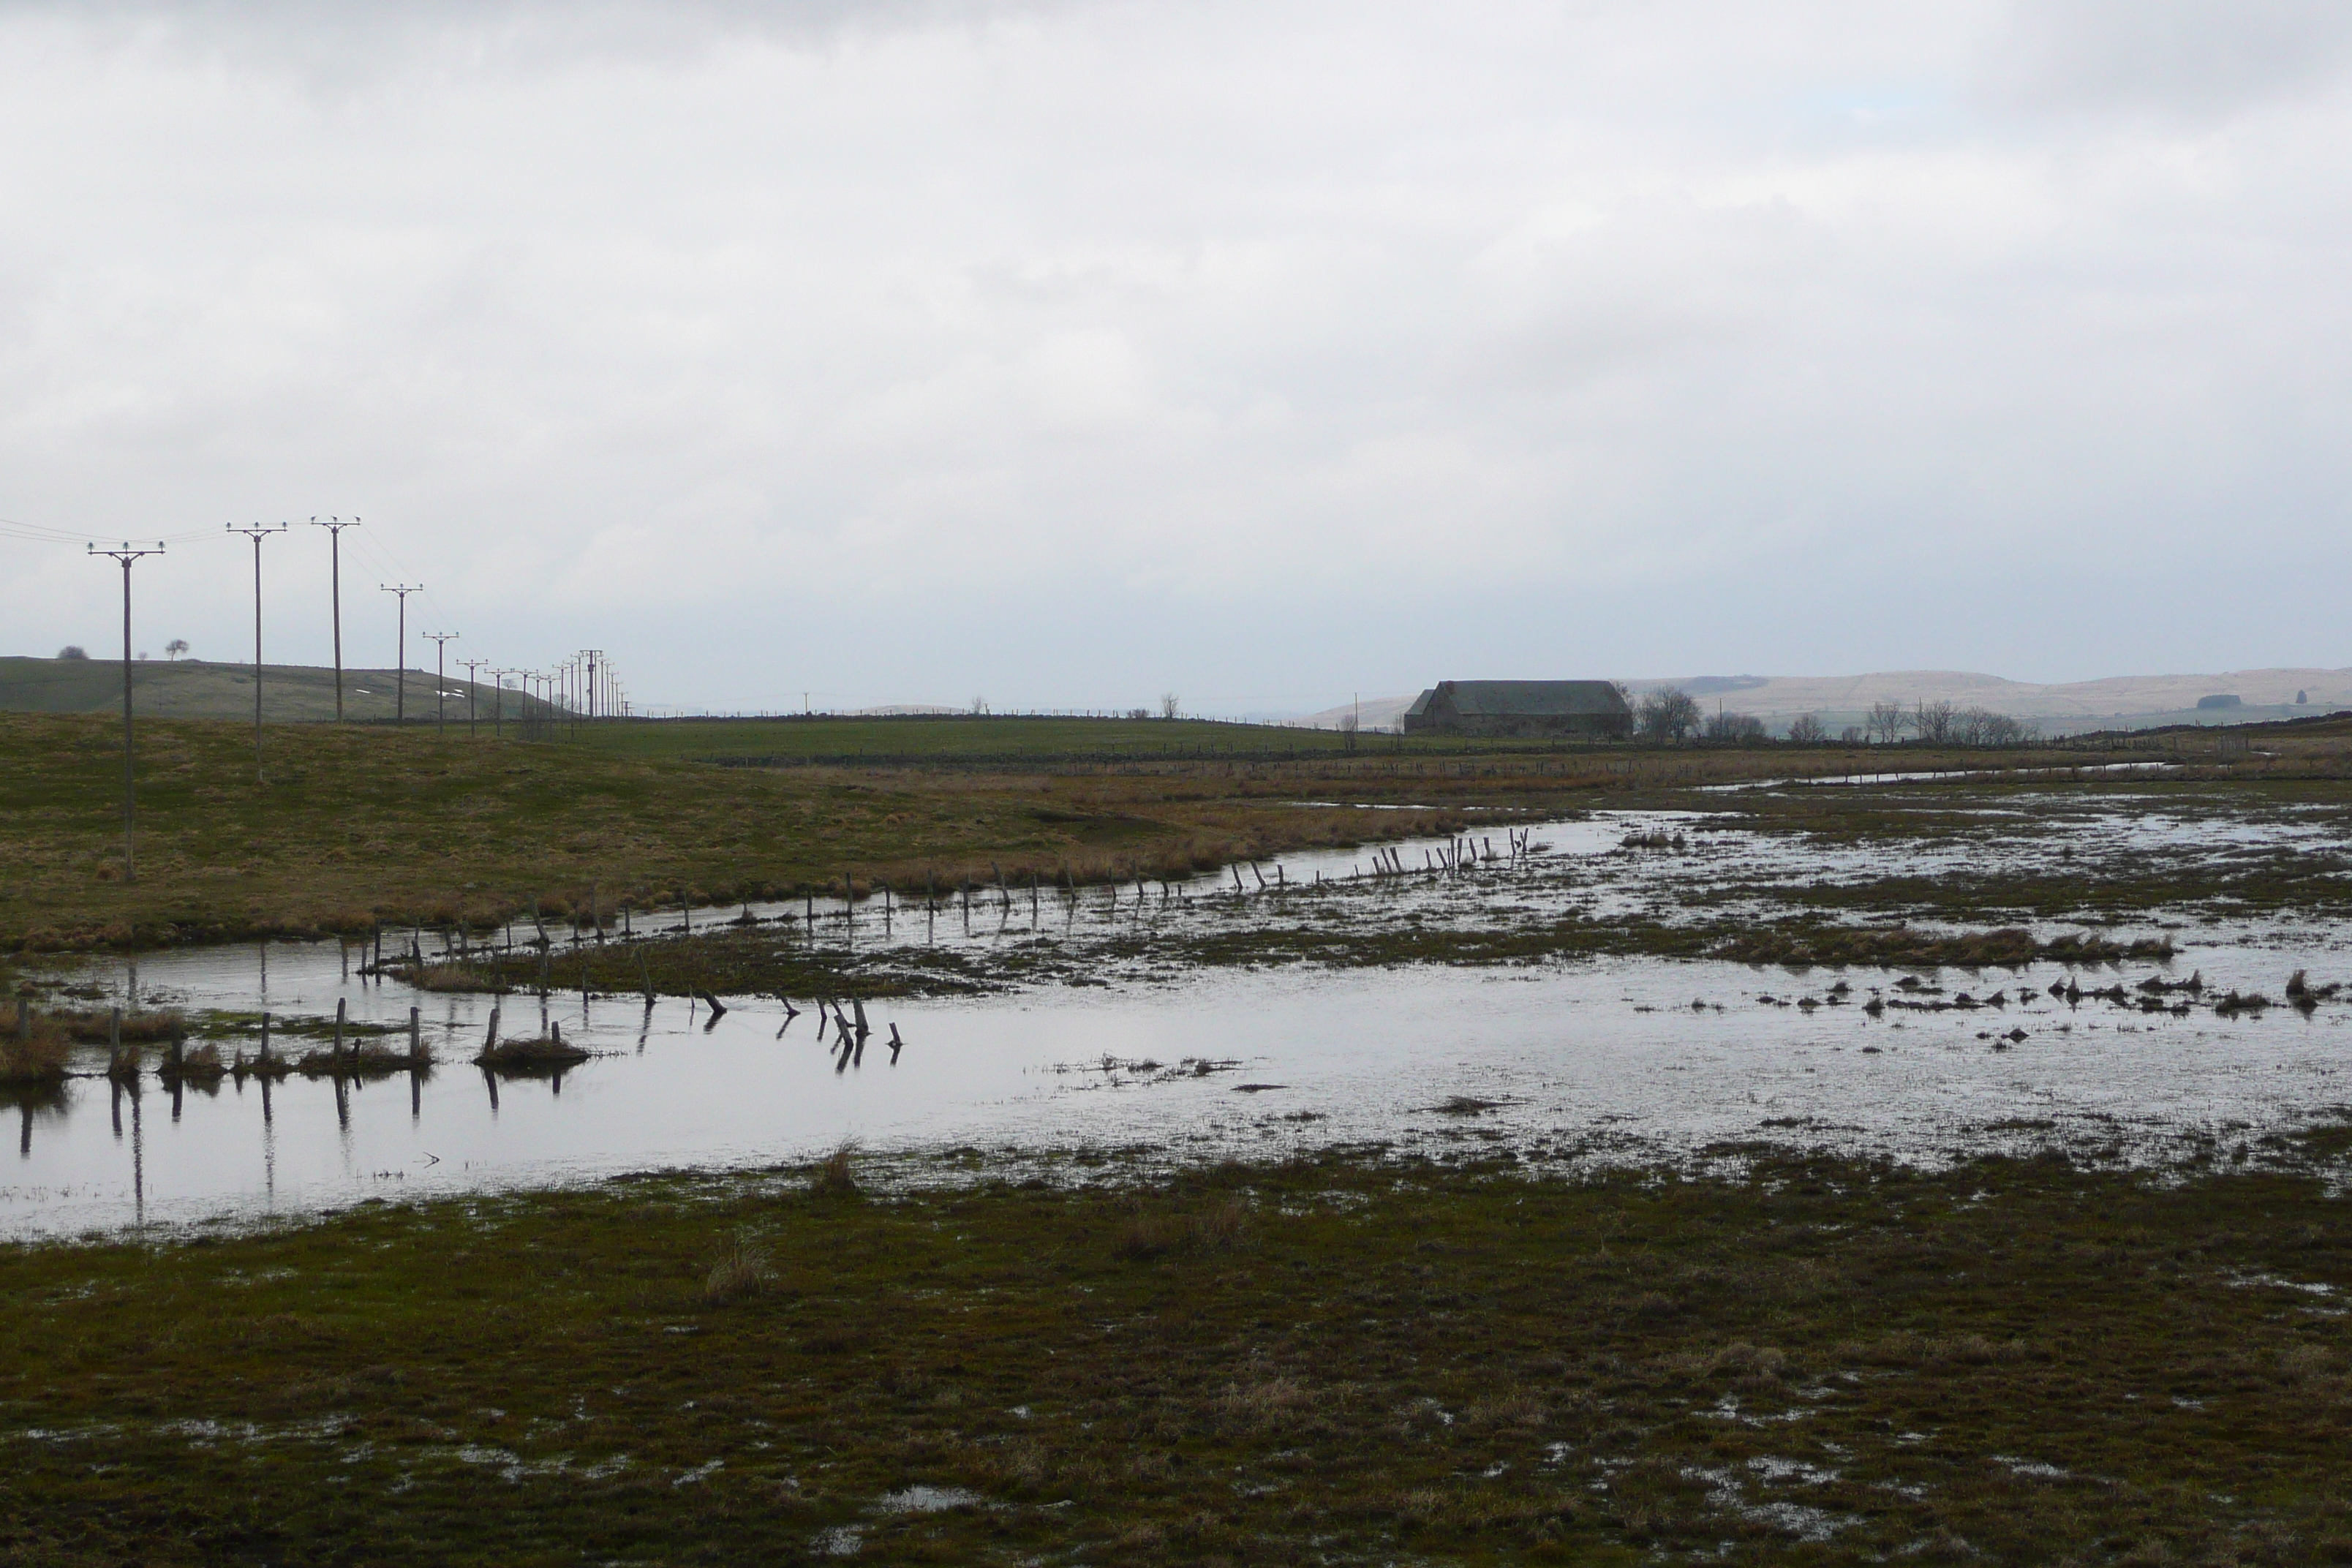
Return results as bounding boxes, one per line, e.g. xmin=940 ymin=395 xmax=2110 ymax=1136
xmin=1433 ymin=679 xmax=1629 ymax=717
xmin=1403 ymin=688 xmax=1438 ymax=718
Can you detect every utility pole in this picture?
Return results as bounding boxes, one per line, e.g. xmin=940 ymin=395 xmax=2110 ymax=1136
xmin=379 ymin=584 xmax=421 ymax=723
xmin=308 ymin=516 xmax=359 ymax=721
xmin=425 ymin=633 xmax=459 ymax=735
xmin=487 ymin=668 xmax=508 ymax=739
xmin=459 ymin=657 xmax=487 ymax=738
xmin=88 ymin=541 xmax=165 ymax=883
xmin=227 ymin=523 xmax=287 ymax=782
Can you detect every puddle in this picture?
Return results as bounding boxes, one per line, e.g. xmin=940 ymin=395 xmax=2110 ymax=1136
xmin=6 ymin=804 xmax=2350 ymax=1238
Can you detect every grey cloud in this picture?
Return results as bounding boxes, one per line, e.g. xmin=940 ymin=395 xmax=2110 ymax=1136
xmin=1978 ymin=0 xmax=2352 ymax=119
xmin=1 ymin=1 xmax=2348 ymax=710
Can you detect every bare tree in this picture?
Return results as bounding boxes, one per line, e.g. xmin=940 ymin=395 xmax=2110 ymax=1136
xmin=1637 ymin=686 xmax=1701 ymax=742
xmin=1704 ymin=709 xmax=1765 ymax=744
xmin=1161 ymin=691 xmax=1180 ymax=720
xmin=970 ymin=695 xmax=989 ymax=715
xmin=164 ymin=638 xmax=189 ymax=660
xmin=1960 ymin=709 xmax=2035 ymax=747
xmin=1866 ymin=700 xmax=1909 ymax=743
xmin=1913 ymin=698 xmax=1957 ymax=745
xmin=1786 ymin=713 xmax=1825 ymax=744
xmin=1839 ymin=725 xmax=1864 ymax=744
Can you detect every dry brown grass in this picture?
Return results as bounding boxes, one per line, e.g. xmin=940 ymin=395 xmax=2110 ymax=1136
xmin=811 ymin=1141 xmax=860 ymax=1198
xmin=49 ymin=1008 xmax=184 ymax=1043
xmin=409 ymin=962 xmax=507 ymax=995
xmin=164 ymin=1043 xmax=227 ymax=1082
xmin=470 ymin=1035 xmax=587 ymax=1071
xmin=701 ymin=1233 xmax=773 ymax=1305
xmin=1115 ymin=1196 xmax=1251 ymax=1260
xmin=0 ymin=1018 xmax=70 ymax=1083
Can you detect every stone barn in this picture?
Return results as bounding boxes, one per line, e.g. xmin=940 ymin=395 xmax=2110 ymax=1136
xmin=1399 ymin=680 xmax=1632 ymax=739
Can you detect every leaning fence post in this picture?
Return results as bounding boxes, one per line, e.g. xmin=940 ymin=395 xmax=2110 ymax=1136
xmin=334 ymin=997 xmax=347 ymax=1063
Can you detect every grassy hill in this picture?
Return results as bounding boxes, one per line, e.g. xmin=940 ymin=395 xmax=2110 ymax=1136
xmin=0 ymin=655 xmax=519 ymax=725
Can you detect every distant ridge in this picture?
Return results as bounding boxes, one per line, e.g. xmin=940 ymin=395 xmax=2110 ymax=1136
xmin=0 ymin=655 xmax=517 ymax=723
xmin=1294 ymin=668 xmax=2352 ymax=735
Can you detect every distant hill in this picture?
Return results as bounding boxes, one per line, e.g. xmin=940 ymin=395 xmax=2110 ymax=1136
xmin=1294 ymin=667 xmax=2352 ymax=736
xmin=0 ymin=655 xmax=525 ymax=723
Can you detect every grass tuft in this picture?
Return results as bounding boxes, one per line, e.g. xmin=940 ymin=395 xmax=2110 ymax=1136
xmin=1116 ymin=1196 xmax=1249 ymax=1260
xmin=701 ymin=1233 xmax=773 ymax=1305
xmin=811 ymin=1140 xmax=861 ymax=1197
xmin=0 ymin=1016 xmax=70 ymax=1083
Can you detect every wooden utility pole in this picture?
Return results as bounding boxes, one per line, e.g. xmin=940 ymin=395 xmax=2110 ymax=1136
xmin=426 ymin=633 xmax=459 ymax=734
xmin=379 ymin=584 xmax=421 ymax=722
xmin=308 ymin=516 xmax=359 ymax=721
xmin=459 ymin=657 xmax=488 ymax=738
xmin=87 ymin=541 xmax=165 ymax=882
xmin=227 ymin=523 xmax=287 ymax=782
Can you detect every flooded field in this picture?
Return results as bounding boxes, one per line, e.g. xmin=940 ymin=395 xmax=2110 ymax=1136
xmin=9 ymin=794 xmax=2350 ymax=1237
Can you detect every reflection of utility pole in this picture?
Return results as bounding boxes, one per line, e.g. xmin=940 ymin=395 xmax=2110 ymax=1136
xmin=308 ymin=516 xmax=359 ymax=721
xmin=379 ymin=584 xmax=421 ymax=723
xmin=227 ymin=523 xmax=288 ymax=783
xmin=88 ymin=541 xmax=165 ymax=883
xmin=459 ymin=657 xmax=487 ymax=739
xmin=425 ymin=633 xmax=459 ymax=735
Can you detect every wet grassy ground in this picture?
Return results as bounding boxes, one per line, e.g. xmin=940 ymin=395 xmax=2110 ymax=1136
xmin=22 ymin=706 xmax=2337 ymax=957
xmin=0 ymin=712 xmax=1483 ymax=952
xmin=11 ymin=724 xmax=2352 ymax=1562
xmin=3 ymin=1142 xmax=2348 ymax=1565
xmin=428 ymin=909 xmax=2182 ymax=1003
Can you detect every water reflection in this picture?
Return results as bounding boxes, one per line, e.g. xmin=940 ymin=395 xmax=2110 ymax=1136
xmin=2 ymin=805 xmax=2345 ymax=1238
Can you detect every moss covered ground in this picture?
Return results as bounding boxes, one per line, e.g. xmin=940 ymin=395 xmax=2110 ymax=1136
xmin=2 ymin=1145 xmax=2349 ymax=1565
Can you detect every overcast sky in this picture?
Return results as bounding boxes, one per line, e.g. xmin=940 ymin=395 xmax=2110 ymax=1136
xmin=3 ymin=1 xmax=2348 ymax=715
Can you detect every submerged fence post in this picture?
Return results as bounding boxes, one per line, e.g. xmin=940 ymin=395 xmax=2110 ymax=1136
xmin=333 ymin=997 xmax=347 ymax=1063
xmin=108 ymin=1006 xmax=122 ymax=1074
xmin=258 ymin=1010 xmax=272 ymax=1064
xmin=409 ymin=1005 xmax=423 ymax=1065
